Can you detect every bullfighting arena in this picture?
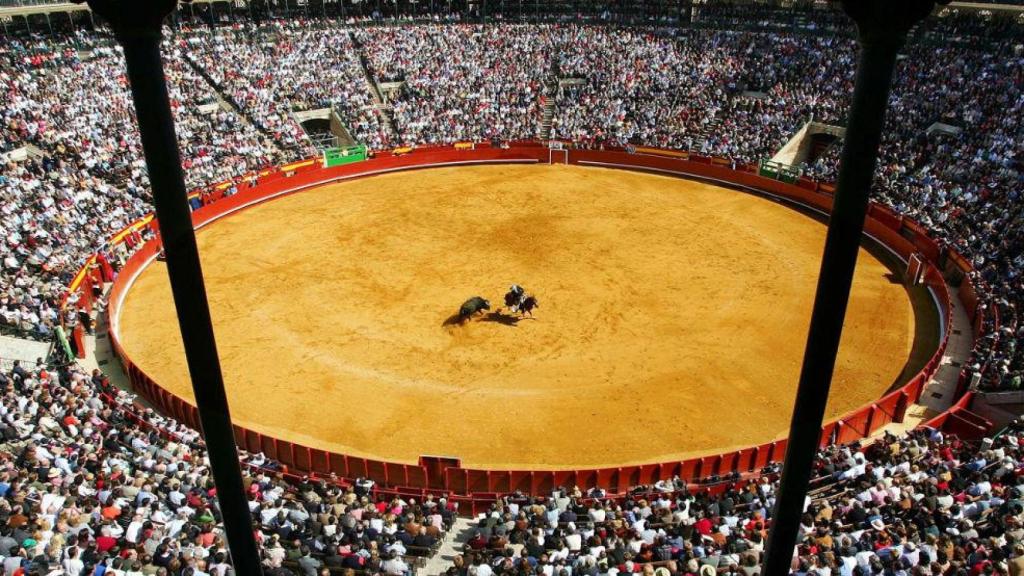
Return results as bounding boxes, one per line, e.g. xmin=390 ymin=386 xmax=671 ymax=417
xmin=116 ymin=164 xmax=916 ymax=469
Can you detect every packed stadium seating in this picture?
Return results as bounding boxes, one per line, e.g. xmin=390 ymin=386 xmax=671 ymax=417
xmin=0 ymin=3 xmax=1022 ymax=573
xmin=353 ymin=24 xmax=549 ymax=144
xmin=0 ymin=359 xmax=454 ymax=575
xmin=454 ymin=424 xmax=1024 ymax=576
xmin=5 ymin=18 xmax=1019 ymax=389
xmin=0 ymin=33 xmax=284 ymax=341
xmin=182 ymin=21 xmax=394 ymax=152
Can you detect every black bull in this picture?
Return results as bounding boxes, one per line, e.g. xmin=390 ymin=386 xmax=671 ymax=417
xmin=458 ymin=296 xmax=490 ymax=319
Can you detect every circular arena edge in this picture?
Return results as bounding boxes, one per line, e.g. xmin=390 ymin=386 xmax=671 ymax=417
xmin=91 ymin=142 xmax=982 ymax=500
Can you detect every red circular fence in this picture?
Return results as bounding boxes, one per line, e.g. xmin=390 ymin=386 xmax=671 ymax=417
xmin=91 ymin=142 xmax=984 ymax=498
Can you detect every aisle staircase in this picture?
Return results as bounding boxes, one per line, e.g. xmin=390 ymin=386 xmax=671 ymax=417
xmin=423 ymin=517 xmax=475 ymax=576
xmin=540 ymin=94 xmax=557 ymax=140
xmin=688 ymin=117 xmax=723 ymax=154
xmin=182 ymin=53 xmax=284 ymax=153
xmin=539 ymin=55 xmax=560 ymax=140
xmin=348 ymin=30 xmax=399 ymax=140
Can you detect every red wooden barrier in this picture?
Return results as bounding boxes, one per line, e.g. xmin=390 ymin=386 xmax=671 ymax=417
xmin=310 ymin=449 xmax=329 ymax=475
xmin=771 ymin=438 xmax=789 ymax=462
xmin=330 ymin=455 xmax=348 ymax=478
xmin=245 ymin=430 xmax=261 ymax=454
xmin=637 ymin=464 xmax=659 ymax=486
xmin=100 ymin=144 xmax=971 ymax=497
xmin=718 ymin=452 xmax=739 ymax=476
xmin=679 ymin=459 xmax=702 ymax=482
xmin=574 ymin=469 xmax=597 ymax=490
xmin=446 ymin=469 xmax=468 ymax=495
xmin=904 ymin=220 xmax=942 ymax=262
xmin=553 ymin=470 xmax=575 ymax=490
xmin=277 ymin=441 xmax=296 ymax=470
xmin=868 ymin=204 xmax=902 ymax=231
xmin=534 ymin=471 xmax=555 ymax=494
xmin=366 ymin=460 xmax=387 ymax=485
xmin=620 ymin=467 xmax=640 ymax=489
xmin=510 ymin=471 xmax=531 ymax=493
xmin=751 ymin=443 xmax=773 ymax=470
xmin=385 ymin=463 xmax=407 ymax=487
xmin=595 ymin=469 xmax=616 ymax=490
xmin=260 ymin=435 xmax=277 ymax=461
xmin=488 ymin=471 xmax=511 ymax=493
xmin=467 ymin=469 xmax=489 ymax=494
xmin=348 ymin=457 xmax=368 ymax=478
xmin=294 ymin=445 xmax=312 ymax=471
xmin=819 ymin=422 xmax=839 ymax=448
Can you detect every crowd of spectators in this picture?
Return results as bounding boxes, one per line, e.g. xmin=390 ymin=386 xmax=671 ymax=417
xmin=0 ymin=343 xmax=1019 ymax=576
xmin=452 ymin=425 xmax=1024 ymax=576
xmin=0 ymin=8 xmax=1021 ymax=576
xmin=0 ymin=17 xmax=1021 ymax=374
xmin=549 ymin=27 xmax=853 ymax=160
xmin=353 ymin=24 xmax=549 ymax=145
xmin=0 ymin=355 xmax=453 ymax=575
xmin=545 ymin=25 xmax=1022 ymax=392
xmin=805 ymin=43 xmax=1024 ymax=393
xmin=182 ymin=20 xmax=394 ymax=153
xmin=0 ymin=32 xmax=283 ymax=340
xmin=0 ymin=347 xmax=1019 ymax=576
xmin=0 ymin=18 xmax=1022 ymax=354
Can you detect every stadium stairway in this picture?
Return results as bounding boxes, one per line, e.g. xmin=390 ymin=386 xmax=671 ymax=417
xmin=0 ymin=335 xmax=50 ymax=368
xmin=540 ymin=95 xmax=556 ymax=140
xmin=79 ymin=283 xmax=137 ymax=402
xmin=349 ymin=30 xmax=399 ymax=138
xmin=872 ymin=286 xmax=975 ymax=437
xmin=423 ymin=516 xmax=475 ymax=576
xmin=182 ymin=55 xmax=276 ymax=146
xmin=540 ymin=56 xmax=560 ymax=140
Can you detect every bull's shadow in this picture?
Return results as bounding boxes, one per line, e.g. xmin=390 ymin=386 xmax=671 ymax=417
xmin=441 ymin=313 xmax=466 ymax=327
xmin=440 ymin=311 xmax=525 ymax=328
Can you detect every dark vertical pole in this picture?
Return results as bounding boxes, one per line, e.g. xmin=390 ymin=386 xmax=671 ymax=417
xmin=77 ymin=1 xmax=263 ymax=573
xmin=760 ymin=2 xmax=938 ymax=574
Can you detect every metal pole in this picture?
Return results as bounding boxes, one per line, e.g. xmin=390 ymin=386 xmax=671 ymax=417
xmin=760 ymin=2 xmax=939 ymax=574
xmin=75 ymin=1 xmax=264 ymax=573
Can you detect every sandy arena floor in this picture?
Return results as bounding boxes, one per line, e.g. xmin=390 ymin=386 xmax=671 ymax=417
xmin=117 ymin=165 xmax=915 ymax=469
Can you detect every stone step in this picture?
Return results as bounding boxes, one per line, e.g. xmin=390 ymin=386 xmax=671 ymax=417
xmin=421 ymin=516 xmax=475 ymax=576
xmin=348 ymin=29 xmax=398 ymax=139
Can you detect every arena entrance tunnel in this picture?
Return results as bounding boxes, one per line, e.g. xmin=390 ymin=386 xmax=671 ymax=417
xmin=102 ymin=142 xmax=968 ymax=498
